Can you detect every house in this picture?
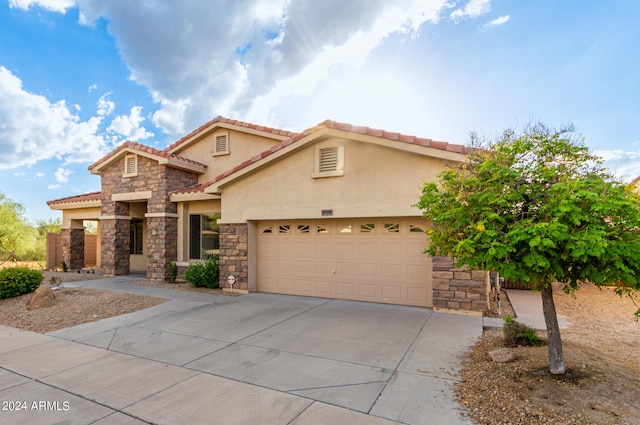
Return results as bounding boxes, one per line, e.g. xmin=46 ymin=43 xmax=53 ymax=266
xmin=48 ymin=117 xmax=486 ymax=311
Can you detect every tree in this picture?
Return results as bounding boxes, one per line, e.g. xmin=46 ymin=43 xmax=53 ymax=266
xmin=415 ymin=123 xmax=640 ymax=374
xmin=0 ymin=192 xmax=38 ymax=257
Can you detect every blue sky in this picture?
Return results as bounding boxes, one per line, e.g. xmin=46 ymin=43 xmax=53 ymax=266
xmin=1 ymin=0 xmax=639 ymax=222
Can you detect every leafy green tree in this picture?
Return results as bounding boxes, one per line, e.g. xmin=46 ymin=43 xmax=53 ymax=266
xmin=0 ymin=192 xmax=38 ymax=258
xmin=416 ymin=124 xmax=640 ymax=375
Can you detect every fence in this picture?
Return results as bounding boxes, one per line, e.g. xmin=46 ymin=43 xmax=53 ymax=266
xmin=45 ymin=233 xmax=97 ymax=270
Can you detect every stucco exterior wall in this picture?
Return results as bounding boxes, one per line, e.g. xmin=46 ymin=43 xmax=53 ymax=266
xmin=175 ymin=129 xmax=281 ymax=182
xmin=220 ymin=140 xmax=448 ymax=222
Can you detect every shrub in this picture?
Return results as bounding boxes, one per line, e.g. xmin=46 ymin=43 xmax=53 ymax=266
xmin=0 ymin=267 xmax=44 ymax=299
xmin=61 ymin=260 xmax=68 ymax=272
xmin=184 ymin=256 xmax=219 ymax=288
xmin=503 ymin=315 xmax=544 ymax=347
xmin=168 ymin=262 xmax=178 ymax=283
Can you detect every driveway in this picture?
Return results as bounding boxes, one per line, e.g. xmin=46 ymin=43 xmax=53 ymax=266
xmin=0 ymin=277 xmax=481 ymax=425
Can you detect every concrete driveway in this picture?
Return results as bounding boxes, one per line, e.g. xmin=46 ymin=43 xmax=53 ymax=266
xmin=0 ymin=277 xmax=481 ymax=425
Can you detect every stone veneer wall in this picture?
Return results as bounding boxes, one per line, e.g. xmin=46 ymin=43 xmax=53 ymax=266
xmin=146 ymin=216 xmax=178 ymax=280
xmin=219 ymin=223 xmax=248 ymax=290
xmin=99 ymin=155 xmax=198 ymax=279
xmin=61 ymin=228 xmax=85 ymax=270
xmin=432 ymin=256 xmax=486 ymax=311
xmin=100 ymin=217 xmax=130 ymax=276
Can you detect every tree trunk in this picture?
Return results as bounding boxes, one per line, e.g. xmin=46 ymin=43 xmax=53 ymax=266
xmin=540 ymin=283 xmax=565 ymax=374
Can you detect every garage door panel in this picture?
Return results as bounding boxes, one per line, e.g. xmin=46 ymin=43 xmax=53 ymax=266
xmin=407 ymin=264 xmax=428 ymax=280
xmin=357 ymin=241 xmax=379 ymax=256
xmin=335 ymin=241 xmax=356 ymax=256
xmin=335 ymin=262 xmax=355 ymax=276
xmin=315 ymin=281 xmax=336 ymax=297
xmin=382 ymin=285 xmax=403 ymax=302
xmin=276 ymin=259 xmax=295 ymax=275
xmin=294 ymin=279 xmax=314 ymax=295
xmin=315 ymin=241 xmax=335 ymax=257
xmin=336 ymin=282 xmax=356 ymax=298
xmin=357 ymin=283 xmax=378 ymax=300
xmin=382 ymin=241 xmax=405 ymax=257
xmin=358 ymin=263 xmax=381 ymax=277
xmin=257 ymin=219 xmax=432 ymax=307
xmin=382 ymin=264 xmax=403 ymax=279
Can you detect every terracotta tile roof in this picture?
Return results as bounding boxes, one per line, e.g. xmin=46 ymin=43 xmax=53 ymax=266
xmin=89 ymin=141 xmax=207 ymax=171
xmin=164 ymin=116 xmax=299 ymax=153
xmin=174 ymin=119 xmax=468 ymax=195
xmin=47 ymin=191 xmax=102 ymax=206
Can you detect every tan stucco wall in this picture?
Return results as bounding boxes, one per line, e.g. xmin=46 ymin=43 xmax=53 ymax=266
xmin=176 ymin=199 xmax=222 ymax=262
xmin=220 ymin=139 xmax=454 ymax=222
xmin=60 ymin=207 xmax=102 ymax=228
xmin=175 ymin=129 xmax=281 ymax=182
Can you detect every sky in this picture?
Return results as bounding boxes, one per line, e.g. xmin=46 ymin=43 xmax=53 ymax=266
xmin=1 ymin=0 xmax=639 ymax=223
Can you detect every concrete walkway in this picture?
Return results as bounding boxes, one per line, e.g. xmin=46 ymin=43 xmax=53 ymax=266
xmin=0 ymin=277 xmax=483 ymax=425
xmin=483 ymin=289 xmax=571 ymax=331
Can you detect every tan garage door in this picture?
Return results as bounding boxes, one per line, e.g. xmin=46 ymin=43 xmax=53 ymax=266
xmin=257 ymin=218 xmax=432 ymax=307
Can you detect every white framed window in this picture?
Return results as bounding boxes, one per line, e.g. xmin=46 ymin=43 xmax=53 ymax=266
xmin=212 ymin=132 xmax=230 ymax=156
xmin=124 ymin=154 xmax=138 ymax=177
xmin=312 ymin=143 xmax=344 ymax=178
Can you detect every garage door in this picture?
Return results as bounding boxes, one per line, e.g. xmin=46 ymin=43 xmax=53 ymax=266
xmin=257 ymin=218 xmax=432 ymax=307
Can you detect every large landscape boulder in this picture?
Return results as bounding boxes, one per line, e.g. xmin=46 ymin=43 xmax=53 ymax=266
xmin=26 ymin=283 xmax=56 ymax=310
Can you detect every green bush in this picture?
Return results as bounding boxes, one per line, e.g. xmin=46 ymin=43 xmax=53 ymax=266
xmin=168 ymin=262 xmax=178 ymax=283
xmin=0 ymin=267 xmax=44 ymax=299
xmin=184 ymin=256 xmax=219 ymax=288
xmin=503 ymin=315 xmax=544 ymax=347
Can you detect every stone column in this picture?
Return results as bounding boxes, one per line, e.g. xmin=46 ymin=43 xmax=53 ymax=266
xmin=61 ymin=223 xmax=85 ymax=270
xmin=432 ymin=256 xmax=486 ymax=311
xmin=99 ymin=201 xmax=131 ymax=276
xmin=146 ymin=214 xmax=178 ymax=281
xmin=219 ymin=223 xmax=248 ymax=290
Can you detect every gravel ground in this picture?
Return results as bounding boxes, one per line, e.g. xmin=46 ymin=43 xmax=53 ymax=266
xmin=456 ymin=283 xmax=640 ymax=425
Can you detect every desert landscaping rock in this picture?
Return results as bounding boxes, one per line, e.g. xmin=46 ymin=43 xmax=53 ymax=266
xmin=26 ymin=282 xmax=56 ymax=310
xmin=488 ymin=348 xmax=515 ymax=363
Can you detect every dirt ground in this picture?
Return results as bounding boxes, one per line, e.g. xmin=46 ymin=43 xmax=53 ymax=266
xmin=0 ymin=270 xmax=236 ymax=334
xmin=1 ymin=271 xmax=638 ymax=423
xmin=458 ymin=284 xmax=640 ymax=425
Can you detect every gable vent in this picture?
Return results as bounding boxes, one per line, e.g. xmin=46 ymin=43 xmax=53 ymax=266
xmin=215 ymin=135 xmax=228 ymax=153
xmin=319 ymin=147 xmax=339 ymax=172
xmin=124 ymin=155 xmax=137 ymax=176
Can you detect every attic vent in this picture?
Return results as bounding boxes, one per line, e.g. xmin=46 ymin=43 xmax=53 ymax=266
xmin=213 ymin=133 xmax=230 ymax=155
xmin=124 ymin=155 xmax=138 ymax=177
xmin=312 ymin=143 xmax=344 ymax=178
xmin=319 ymin=147 xmax=338 ymax=172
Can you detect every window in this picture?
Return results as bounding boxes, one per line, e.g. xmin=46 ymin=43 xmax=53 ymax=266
xmin=297 ymin=224 xmax=310 ymax=234
xmin=279 ymin=224 xmax=290 ymax=234
xmin=261 ymin=226 xmax=273 ymax=234
xmin=130 ymin=219 xmax=143 ymax=255
xmin=189 ymin=213 xmax=220 ymax=259
xmin=213 ymin=132 xmax=230 ymax=156
xmin=124 ymin=155 xmax=138 ymax=177
xmin=360 ymin=223 xmax=375 ymax=233
xmin=409 ymin=224 xmax=425 ymax=233
xmin=312 ymin=143 xmax=344 ymax=178
xmin=384 ymin=223 xmax=400 ymax=233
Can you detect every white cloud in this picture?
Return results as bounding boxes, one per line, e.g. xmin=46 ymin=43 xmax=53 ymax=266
xmin=88 ymin=83 xmax=97 ymax=92
xmin=597 ymin=149 xmax=640 ymax=183
xmin=70 ymin=0 xmax=454 ymax=137
xmin=107 ymin=106 xmax=153 ymax=141
xmin=450 ymin=0 xmax=491 ymax=21
xmin=47 ymin=184 xmax=61 ymax=190
xmin=35 ymin=172 xmax=45 ymax=178
xmin=54 ymin=167 xmax=73 ymax=182
xmin=97 ymin=92 xmax=115 ymax=116
xmin=8 ymin=0 xmax=76 ymax=12
xmin=0 ymin=66 xmax=109 ymax=169
xmin=485 ymin=15 xmax=510 ymax=28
